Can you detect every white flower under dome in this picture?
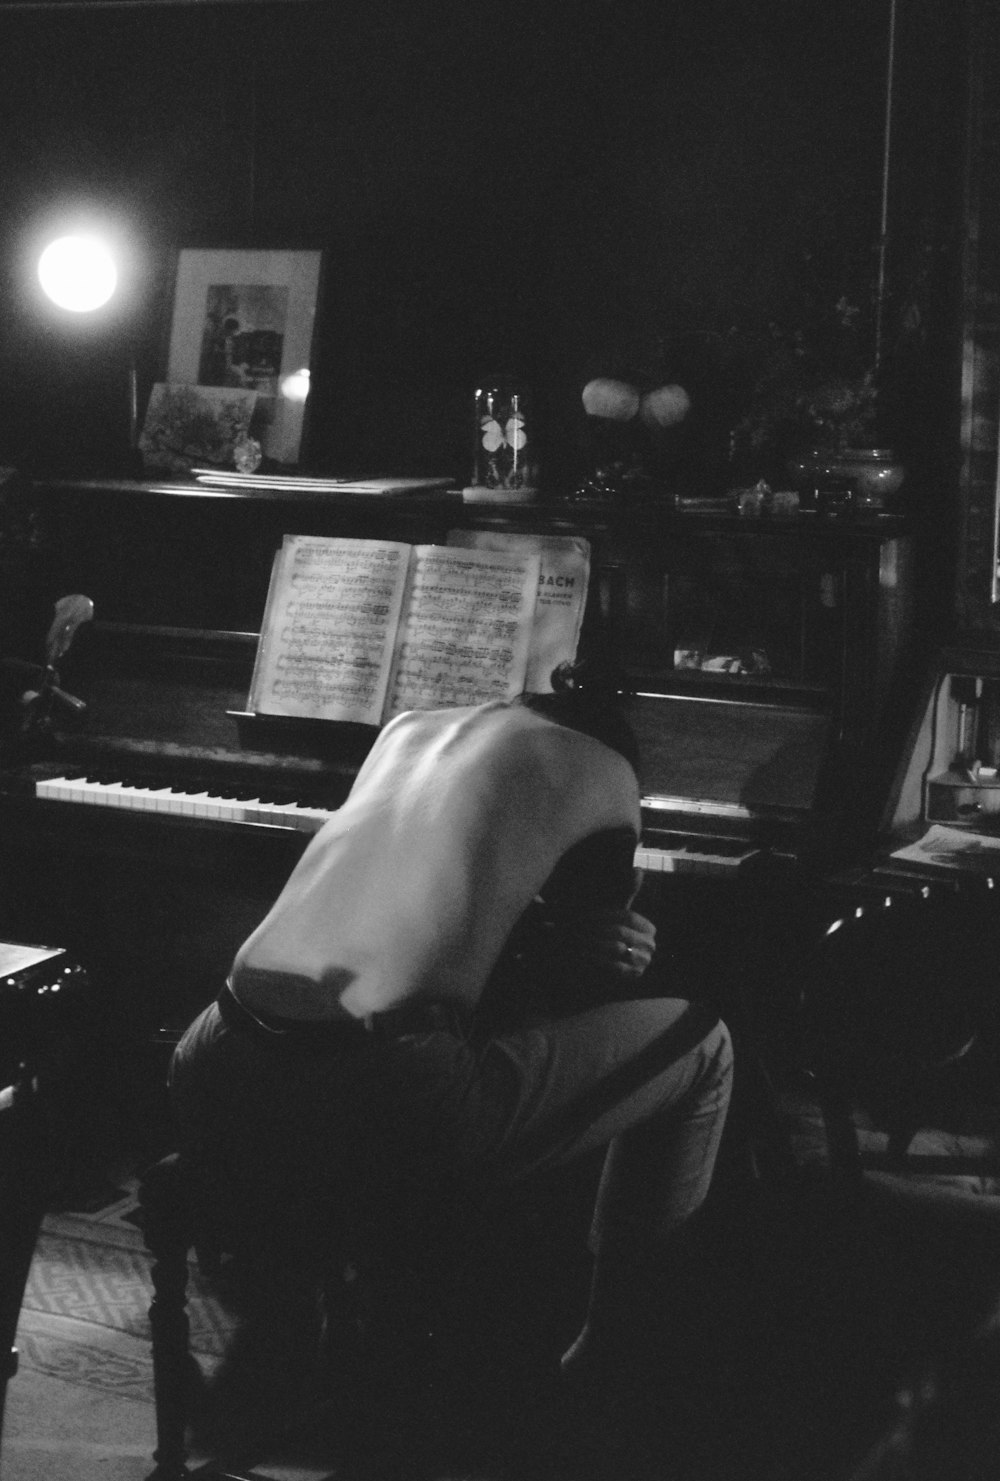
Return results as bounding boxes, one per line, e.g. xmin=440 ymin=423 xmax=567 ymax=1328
xmin=582 ymin=377 xmax=691 ymax=428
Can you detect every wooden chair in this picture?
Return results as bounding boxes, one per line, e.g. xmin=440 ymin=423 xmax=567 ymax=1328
xmin=797 ymin=887 xmax=1000 ymax=1183
xmin=138 ymin=1139 xmax=601 ymax=1481
xmin=0 ymin=1057 xmax=50 ymax=1479
xmin=138 ymin=1143 xmax=505 ymax=1481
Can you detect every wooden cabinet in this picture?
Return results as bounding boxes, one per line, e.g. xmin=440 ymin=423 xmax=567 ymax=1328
xmin=6 ymin=478 xmax=909 ymax=712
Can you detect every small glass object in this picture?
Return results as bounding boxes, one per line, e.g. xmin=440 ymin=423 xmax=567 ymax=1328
xmin=233 ymin=433 xmax=263 ymax=474
xmin=815 ymin=477 xmax=856 ymax=519
xmin=471 ymin=376 xmax=538 ymax=495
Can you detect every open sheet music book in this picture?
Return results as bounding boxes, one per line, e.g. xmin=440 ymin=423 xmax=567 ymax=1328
xmin=248 ymin=532 xmax=590 ymax=726
xmin=889 ymin=823 xmax=1000 ymax=873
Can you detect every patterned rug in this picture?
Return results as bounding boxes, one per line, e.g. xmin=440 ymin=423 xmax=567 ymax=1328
xmin=8 ymin=1182 xmax=350 ymax=1481
xmin=17 ymin=1180 xmax=238 ymax=1405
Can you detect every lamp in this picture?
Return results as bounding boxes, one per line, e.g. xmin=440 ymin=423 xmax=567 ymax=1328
xmin=29 ymin=221 xmax=142 ymax=473
xmin=37 ymin=235 xmax=118 ymax=315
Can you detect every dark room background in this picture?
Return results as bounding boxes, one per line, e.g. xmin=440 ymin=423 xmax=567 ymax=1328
xmin=0 ymin=0 xmax=968 ymax=496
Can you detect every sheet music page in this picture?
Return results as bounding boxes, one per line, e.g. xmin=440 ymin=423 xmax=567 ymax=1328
xmin=447 ymin=529 xmax=591 ymax=691
xmin=889 ymin=823 xmax=1000 ymax=871
xmin=249 ymin=535 xmax=411 ymax=723
xmin=383 ymin=545 xmax=541 ymax=721
xmin=0 ymin=943 xmax=65 ymax=976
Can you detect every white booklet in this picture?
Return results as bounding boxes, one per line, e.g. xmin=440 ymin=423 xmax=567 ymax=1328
xmin=447 ymin=529 xmax=591 ymax=693
xmin=889 ymin=823 xmax=1000 ymax=872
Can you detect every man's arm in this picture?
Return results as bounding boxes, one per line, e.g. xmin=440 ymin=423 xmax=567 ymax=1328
xmin=477 ymin=830 xmax=657 ymax=1030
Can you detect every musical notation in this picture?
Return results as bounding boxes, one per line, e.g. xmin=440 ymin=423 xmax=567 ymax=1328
xmin=249 ymin=536 xmax=541 ymax=727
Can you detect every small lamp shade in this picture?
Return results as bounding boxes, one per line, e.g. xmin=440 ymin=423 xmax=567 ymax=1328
xmin=28 ymin=230 xmax=139 ymax=473
xmin=38 ymin=235 xmax=117 ymax=314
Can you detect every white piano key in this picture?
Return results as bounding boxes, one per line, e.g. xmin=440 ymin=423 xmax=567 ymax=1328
xmin=239 ymin=800 xmax=272 ymax=826
xmin=293 ymin=805 xmax=339 ymax=830
xmin=42 ymin=777 xmax=108 ymax=806
xmin=635 ymin=842 xmax=760 ymax=875
xmin=101 ymin=782 xmax=133 ymax=808
xmin=35 ymin=776 xmax=69 ymax=803
xmin=73 ymin=779 xmax=109 ymax=804
xmin=140 ymin=786 xmax=180 ymax=812
xmin=184 ymin=791 xmax=221 ymax=819
xmin=255 ymin=799 xmax=303 ymax=826
xmin=119 ymin=784 xmax=150 ymax=810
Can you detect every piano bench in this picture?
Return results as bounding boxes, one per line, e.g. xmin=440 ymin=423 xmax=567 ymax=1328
xmin=138 ymin=1152 xmax=437 ymax=1481
xmin=0 ymin=945 xmax=94 ymax=1468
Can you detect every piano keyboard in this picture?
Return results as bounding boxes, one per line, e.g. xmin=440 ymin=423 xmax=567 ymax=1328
xmin=34 ymin=774 xmax=336 ymax=832
xmin=34 ymin=775 xmax=764 ymax=872
xmin=635 ymin=837 xmax=760 ymax=875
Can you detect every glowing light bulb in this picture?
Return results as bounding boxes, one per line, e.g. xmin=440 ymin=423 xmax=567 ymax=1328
xmin=38 ymin=235 xmax=118 ymax=313
xmin=280 ymin=367 xmax=310 ymax=403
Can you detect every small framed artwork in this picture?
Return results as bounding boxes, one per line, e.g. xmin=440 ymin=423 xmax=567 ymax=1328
xmin=139 ymin=382 xmax=258 ymax=472
xmin=164 ymin=247 xmax=323 ymax=466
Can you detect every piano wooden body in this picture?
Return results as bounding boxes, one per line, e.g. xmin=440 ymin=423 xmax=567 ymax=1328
xmin=0 ymin=476 xmax=916 ymax=1075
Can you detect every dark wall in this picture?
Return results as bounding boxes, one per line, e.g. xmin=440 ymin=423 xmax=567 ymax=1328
xmin=0 ymin=0 xmax=967 ymax=491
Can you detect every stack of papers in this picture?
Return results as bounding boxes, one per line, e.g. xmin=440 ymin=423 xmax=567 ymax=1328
xmin=889 ymin=823 xmax=1000 ymax=871
xmin=191 ymin=470 xmax=457 ymax=496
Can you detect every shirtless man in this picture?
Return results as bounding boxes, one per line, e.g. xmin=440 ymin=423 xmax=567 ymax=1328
xmin=169 ymin=690 xmax=733 ymax=1381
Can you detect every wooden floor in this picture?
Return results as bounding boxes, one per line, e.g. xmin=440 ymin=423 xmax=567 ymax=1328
xmin=6 ymin=1032 xmax=1000 ymax=1481
xmin=6 ymin=1151 xmax=1000 ymax=1481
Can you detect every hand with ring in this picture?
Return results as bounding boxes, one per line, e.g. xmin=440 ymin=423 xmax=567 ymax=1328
xmin=560 ymin=894 xmax=660 ymax=989
xmin=596 ymin=908 xmax=657 ymax=983
xmin=516 ymin=868 xmax=657 ymax=1006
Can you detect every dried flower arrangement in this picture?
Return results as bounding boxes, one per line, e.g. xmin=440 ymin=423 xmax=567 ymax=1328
xmin=725 ymin=223 xmax=935 ymax=481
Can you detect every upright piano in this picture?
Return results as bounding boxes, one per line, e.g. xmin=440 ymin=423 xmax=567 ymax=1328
xmin=0 ymin=475 xmax=916 ymax=1091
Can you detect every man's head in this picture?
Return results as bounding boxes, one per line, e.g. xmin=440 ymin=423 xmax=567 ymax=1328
xmin=519 ymin=660 xmax=640 ymax=775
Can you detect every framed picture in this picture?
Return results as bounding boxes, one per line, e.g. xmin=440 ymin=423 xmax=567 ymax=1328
xmin=139 ymin=382 xmax=258 ymax=472
xmin=164 ymin=247 xmax=323 ymax=467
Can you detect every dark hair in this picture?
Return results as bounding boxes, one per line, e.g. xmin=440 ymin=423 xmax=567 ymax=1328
xmin=520 ymin=659 xmax=640 ymax=773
